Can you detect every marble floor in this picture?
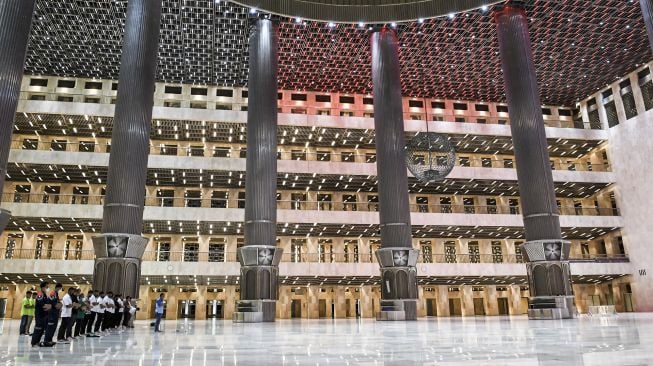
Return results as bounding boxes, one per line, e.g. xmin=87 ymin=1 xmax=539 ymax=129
xmin=0 ymin=314 xmax=652 ymax=365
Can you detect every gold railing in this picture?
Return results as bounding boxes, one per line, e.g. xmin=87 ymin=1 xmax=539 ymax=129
xmin=0 ymin=248 xmax=628 ymax=264
xmin=1 ymin=193 xmax=621 ymax=216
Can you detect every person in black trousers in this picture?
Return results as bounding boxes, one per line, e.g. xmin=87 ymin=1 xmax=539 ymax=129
xmin=85 ymin=290 xmax=100 ymax=337
xmin=30 ymin=281 xmax=53 ymax=347
xmin=122 ymin=296 xmax=132 ymax=328
xmin=71 ymin=288 xmax=84 ymax=337
xmin=94 ymin=292 xmax=106 ymax=334
xmin=74 ymin=289 xmax=87 ymax=336
xmin=43 ymin=283 xmax=63 ymax=345
xmin=56 ymin=287 xmax=75 ymax=343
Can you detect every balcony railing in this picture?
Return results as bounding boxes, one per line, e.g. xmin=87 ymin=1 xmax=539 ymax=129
xmin=0 ymin=248 xmax=95 ymax=260
xmin=19 ymin=89 xmax=589 ymax=130
xmin=5 ymin=193 xmax=105 ymax=205
xmin=0 ymin=248 xmax=629 ymax=265
xmin=10 ymin=138 xmax=611 ymax=172
xmin=0 ymin=193 xmax=622 ymax=217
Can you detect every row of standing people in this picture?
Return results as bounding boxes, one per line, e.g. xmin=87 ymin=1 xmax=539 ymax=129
xmin=24 ymin=281 xmax=137 ymax=347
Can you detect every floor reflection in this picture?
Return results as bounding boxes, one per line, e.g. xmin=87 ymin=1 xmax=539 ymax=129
xmin=0 ymin=314 xmax=651 ymax=365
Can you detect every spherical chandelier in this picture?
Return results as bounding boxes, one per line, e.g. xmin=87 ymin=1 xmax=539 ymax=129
xmin=405 ymin=132 xmax=455 ymax=183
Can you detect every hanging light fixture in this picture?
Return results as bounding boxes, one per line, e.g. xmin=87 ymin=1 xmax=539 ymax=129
xmin=405 ymin=38 xmax=455 ymax=184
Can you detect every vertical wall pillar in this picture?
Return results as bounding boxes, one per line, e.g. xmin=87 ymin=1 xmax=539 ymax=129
xmin=495 ymin=2 xmax=574 ymax=320
xmin=641 ymin=0 xmax=653 ymax=53
xmin=234 ymin=17 xmax=282 ymax=323
xmin=92 ymin=0 xmax=162 ymax=299
xmin=370 ymin=27 xmax=418 ymax=321
xmin=0 ymin=0 xmax=36 ymax=233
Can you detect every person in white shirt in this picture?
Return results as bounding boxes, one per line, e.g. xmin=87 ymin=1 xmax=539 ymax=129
xmin=93 ymin=292 xmax=106 ymax=334
xmin=128 ymin=298 xmax=137 ymax=328
xmin=85 ymin=290 xmax=99 ymax=337
xmin=102 ymin=292 xmax=115 ymax=332
xmin=122 ymin=296 xmax=135 ymax=328
xmin=115 ymin=295 xmax=124 ymax=330
xmin=56 ymin=288 xmax=74 ymax=343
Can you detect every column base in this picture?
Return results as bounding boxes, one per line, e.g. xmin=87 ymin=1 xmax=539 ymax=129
xmin=92 ymin=234 xmax=148 ymax=298
xmin=528 ymin=296 xmax=575 ymax=320
xmin=376 ymin=299 xmax=417 ymax=321
xmin=0 ymin=209 xmax=11 ymax=233
xmin=375 ymin=247 xmax=419 ymax=321
xmin=233 ymin=300 xmax=277 ymax=323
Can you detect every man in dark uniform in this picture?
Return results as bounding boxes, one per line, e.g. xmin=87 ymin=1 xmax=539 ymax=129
xmin=30 ymin=281 xmax=54 ymax=347
xmin=43 ymin=283 xmax=62 ymax=346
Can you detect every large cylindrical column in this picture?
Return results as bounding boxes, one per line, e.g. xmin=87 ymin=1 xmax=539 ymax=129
xmin=641 ymin=0 xmax=653 ymax=53
xmin=495 ymin=2 xmax=574 ymax=319
xmin=234 ymin=17 xmax=282 ymax=323
xmin=0 ymin=1 xmax=36 ymax=233
xmin=92 ymin=0 xmax=162 ymax=299
xmin=371 ymin=27 xmax=418 ymax=321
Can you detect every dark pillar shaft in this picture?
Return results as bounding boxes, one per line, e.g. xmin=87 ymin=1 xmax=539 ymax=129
xmin=244 ymin=18 xmax=278 ymax=250
xmin=496 ymin=3 xmax=574 ymax=319
xmin=92 ymin=0 xmax=162 ymax=299
xmin=103 ymin=0 xmax=161 ymax=235
xmin=0 ymin=1 xmax=36 ymax=233
xmin=371 ymin=28 xmax=412 ymax=250
xmin=640 ymin=0 xmax=653 ymax=53
xmin=371 ymin=28 xmax=417 ymax=321
xmin=496 ymin=6 xmax=560 ymax=242
xmin=235 ymin=18 xmax=281 ymax=323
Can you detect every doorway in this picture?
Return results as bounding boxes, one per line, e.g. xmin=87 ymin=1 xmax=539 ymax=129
xmin=0 ymin=299 xmax=6 ymax=318
xmin=520 ymin=297 xmax=529 ymax=314
xmin=318 ymin=299 xmax=327 ymax=318
xmin=497 ymin=298 xmax=509 ymax=315
xmin=291 ymin=300 xmax=302 ymax=318
xmin=448 ymin=298 xmax=462 ymax=316
xmin=624 ymin=293 xmax=634 ymax=312
xmin=473 ymin=298 xmax=486 ymax=315
xmin=426 ymin=299 xmax=437 ymax=316
xmin=178 ymin=300 xmax=196 ymax=319
xmin=206 ymin=300 xmax=223 ymax=318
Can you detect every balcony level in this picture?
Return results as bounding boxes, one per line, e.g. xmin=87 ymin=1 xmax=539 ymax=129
xmin=0 ymin=200 xmax=623 ymax=232
xmin=0 ymin=248 xmax=631 ymax=285
xmin=19 ymin=75 xmax=599 ymax=132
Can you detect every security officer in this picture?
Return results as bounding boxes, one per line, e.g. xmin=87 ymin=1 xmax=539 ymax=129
xmin=30 ymin=281 xmax=54 ymax=347
xmin=43 ymin=283 xmax=63 ymax=345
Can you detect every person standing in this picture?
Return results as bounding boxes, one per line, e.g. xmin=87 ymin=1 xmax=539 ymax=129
xmin=18 ymin=290 xmax=34 ymax=336
xmin=85 ymin=290 xmax=100 ymax=337
xmin=74 ymin=289 xmax=86 ymax=337
xmin=56 ymin=288 xmax=74 ymax=344
xmin=122 ymin=296 xmax=132 ymax=329
xmin=154 ymin=293 xmax=164 ymax=333
xmin=102 ymin=292 xmax=115 ymax=333
xmin=93 ymin=291 xmax=106 ymax=335
xmin=128 ymin=298 xmax=137 ymax=328
xmin=114 ymin=294 xmax=124 ymax=330
xmin=43 ymin=283 xmax=63 ymax=346
xmin=30 ymin=281 xmax=54 ymax=347
xmin=26 ymin=291 xmax=37 ymax=335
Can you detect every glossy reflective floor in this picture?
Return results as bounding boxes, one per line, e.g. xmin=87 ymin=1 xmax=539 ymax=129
xmin=1 ymin=314 xmax=653 ymax=365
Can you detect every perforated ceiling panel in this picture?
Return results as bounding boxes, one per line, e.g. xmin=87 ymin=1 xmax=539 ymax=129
xmin=230 ymin=0 xmax=498 ymax=23
xmin=24 ymin=0 xmax=652 ymax=105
